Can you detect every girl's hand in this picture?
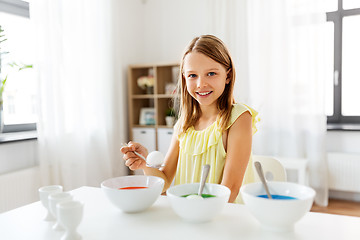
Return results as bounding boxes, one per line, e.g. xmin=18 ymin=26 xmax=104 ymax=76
xmin=120 ymin=141 xmax=148 ymax=171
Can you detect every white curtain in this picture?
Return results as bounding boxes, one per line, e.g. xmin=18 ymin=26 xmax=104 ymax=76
xmin=247 ymin=0 xmax=328 ymax=206
xmin=207 ymin=0 xmax=329 ymax=206
xmin=206 ymin=0 xmax=251 ymax=102
xmin=31 ymin=0 xmax=128 ymax=190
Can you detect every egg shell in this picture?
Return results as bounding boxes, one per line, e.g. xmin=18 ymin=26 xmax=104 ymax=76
xmin=146 ymin=151 xmax=165 ymax=166
xmin=186 ymin=194 xmax=204 ymax=200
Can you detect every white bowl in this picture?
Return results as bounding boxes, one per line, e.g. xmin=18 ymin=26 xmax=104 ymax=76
xmin=166 ymin=183 xmax=230 ymax=223
xmin=101 ymin=175 xmax=164 ymax=213
xmin=240 ymin=181 xmax=316 ymax=232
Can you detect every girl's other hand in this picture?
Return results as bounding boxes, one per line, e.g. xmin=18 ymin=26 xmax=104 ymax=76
xmin=120 ymin=141 xmax=148 ymax=170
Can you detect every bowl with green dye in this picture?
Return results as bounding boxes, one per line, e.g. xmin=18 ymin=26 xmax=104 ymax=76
xmin=240 ymin=181 xmax=315 ymax=232
xmin=166 ymin=183 xmax=230 ymax=223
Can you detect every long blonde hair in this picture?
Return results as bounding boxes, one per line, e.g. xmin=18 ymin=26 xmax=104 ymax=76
xmin=174 ymin=35 xmax=235 ymax=135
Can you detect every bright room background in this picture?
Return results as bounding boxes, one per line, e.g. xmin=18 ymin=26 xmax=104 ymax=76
xmin=1 ymin=0 xmax=360 ymax=213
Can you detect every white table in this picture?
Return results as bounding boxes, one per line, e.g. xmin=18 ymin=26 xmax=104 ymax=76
xmin=1 ymin=186 xmax=359 ymax=240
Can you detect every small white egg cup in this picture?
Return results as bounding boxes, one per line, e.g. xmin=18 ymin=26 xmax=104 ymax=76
xmin=49 ymin=192 xmax=73 ymax=231
xmin=38 ymin=185 xmax=63 ymax=221
xmin=57 ymin=200 xmax=84 ymax=240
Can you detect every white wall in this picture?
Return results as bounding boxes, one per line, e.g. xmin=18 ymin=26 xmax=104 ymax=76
xmin=112 ymin=0 xmax=209 ymax=64
xmin=142 ymin=0 xmax=209 ymax=63
xmin=326 ymin=131 xmax=360 ymax=201
xmin=0 ymin=140 xmax=38 ymax=174
xmin=326 ymin=131 xmax=360 ymax=153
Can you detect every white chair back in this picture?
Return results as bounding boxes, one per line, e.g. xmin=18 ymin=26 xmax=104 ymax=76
xmin=253 ymin=155 xmax=287 ymax=182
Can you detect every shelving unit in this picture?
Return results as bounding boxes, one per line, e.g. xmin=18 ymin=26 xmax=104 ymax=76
xmin=127 ymin=63 xmax=179 ymax=151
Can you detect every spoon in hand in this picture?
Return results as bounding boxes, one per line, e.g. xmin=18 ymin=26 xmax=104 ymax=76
xmin=121 ymin=143 xmax=165 ymax=169
xmin=254 ymin=161 xmax=272 ymax=199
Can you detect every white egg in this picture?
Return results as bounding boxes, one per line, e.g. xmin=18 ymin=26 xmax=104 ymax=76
xmin=146 ymin=151 xmax=165 ymax=167
xmin=186 ymin=194 xmax=203 ymax=200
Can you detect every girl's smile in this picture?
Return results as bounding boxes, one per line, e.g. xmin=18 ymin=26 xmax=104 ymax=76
xmin=196 ymin=91 xmax=213 ymax=96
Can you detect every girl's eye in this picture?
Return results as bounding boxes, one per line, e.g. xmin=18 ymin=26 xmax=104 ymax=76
xmin=188 ymin=74 xmax=197 ymax=78
xmin=208 ymin=72 xmax=216 ymax=76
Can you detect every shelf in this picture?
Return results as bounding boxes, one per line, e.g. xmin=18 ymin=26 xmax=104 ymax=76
xmin=132 ymin=125 xmax=156 ymax=128
xmin=157 ymin=94 xmax=177 ymax=98
xmin=131 ymin=94 xmax=176 ymax=99
xmin=128 ymin=62 xmax=179 ymax=151
xmin=157 ymin=125 xmax=174 ymax=129
xmin=132 ymin=124 xmax=173 ymax=129
xmin=132 ymin=94 xmax=155 ymax=99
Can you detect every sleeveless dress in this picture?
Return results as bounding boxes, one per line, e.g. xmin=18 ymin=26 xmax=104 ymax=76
xmin=174 ymin=103 xmax=259 ymax=203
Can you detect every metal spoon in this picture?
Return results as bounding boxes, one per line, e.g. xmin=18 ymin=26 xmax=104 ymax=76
xmin=186 ymin=164 xmax=210 ymax=199
xmin=254 ymin=161 xmax=273 ymax=199
xmin=198 ymin=164 xmax=210 ymax=197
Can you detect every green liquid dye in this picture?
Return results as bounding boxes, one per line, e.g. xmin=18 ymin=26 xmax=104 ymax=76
xmin=181 ymin=193 xmax=216 ymax=198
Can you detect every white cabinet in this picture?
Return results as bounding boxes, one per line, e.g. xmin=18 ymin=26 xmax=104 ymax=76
xmin=131 ymin=127 xmax=173 ymax=176
xmin=131 ymin=128 xmax=156 ymax=175
xmin=132 ymin=127 xmax=173 ymax=155
xmin=157 ymin=128 xmax=173 ymax=155
xmin=132 ymin=128 xmax=156 ymax=152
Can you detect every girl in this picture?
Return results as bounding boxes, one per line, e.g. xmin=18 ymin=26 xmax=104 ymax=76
xmin=121 ymin=35 xmax=258 ymax=203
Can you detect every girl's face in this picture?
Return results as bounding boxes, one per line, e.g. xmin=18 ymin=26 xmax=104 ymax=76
xmin=183 ymin=52 xmax=229 ymax=109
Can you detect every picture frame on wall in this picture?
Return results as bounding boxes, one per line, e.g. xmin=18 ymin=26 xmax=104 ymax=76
xmin=139 ymin=108 xmax=156 ymax=125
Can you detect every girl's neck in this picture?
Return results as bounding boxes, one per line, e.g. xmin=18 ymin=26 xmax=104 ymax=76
xmin=201 ymin=107 xmax=218 ymax=120
xmin=199 ymin=103 xmax=219 ymax=119
xmin=194 ymin=105 xmax=219 ymax=131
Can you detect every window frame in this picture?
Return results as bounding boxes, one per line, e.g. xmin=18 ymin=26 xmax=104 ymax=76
xmin=326 ymin=0 xmax=360 ymax=130
xmin=0 ymin=0 xmax=36 ymax=133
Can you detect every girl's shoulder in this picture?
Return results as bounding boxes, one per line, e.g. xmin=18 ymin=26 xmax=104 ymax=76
xmin=228 ymin=103 xmax=259 ymax=134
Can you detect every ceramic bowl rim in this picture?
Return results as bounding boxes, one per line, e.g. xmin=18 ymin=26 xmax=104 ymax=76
xmin=101 ymin=175 xmax=164 ymax=191
xmin=166 ymin=183 xmax=231 ymax=198
xmin=240 ymin=181 xmax=316 ymax=201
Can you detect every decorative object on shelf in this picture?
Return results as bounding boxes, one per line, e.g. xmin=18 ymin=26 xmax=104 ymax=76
xmin=137 ymin=75 xmax=155 ymax=94
xmin=165 ymin=108 xmax=176 ymax=127
xmin=140 ymin=107 xmax=156 ymax=125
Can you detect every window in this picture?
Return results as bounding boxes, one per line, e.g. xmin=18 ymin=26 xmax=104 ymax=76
xmin=0 ymin=0 xmax=37 ymax=132
xmin=326 ymin=0 xmax=360 ymax=129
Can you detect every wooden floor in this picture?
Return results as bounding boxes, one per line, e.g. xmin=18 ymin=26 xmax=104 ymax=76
xmin=311 ymin=198 xmax=360 ymax=217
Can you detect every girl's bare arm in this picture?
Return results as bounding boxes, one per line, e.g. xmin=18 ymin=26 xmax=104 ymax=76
xmin=221 ymin=111 xmax=253 ymax=203
xmin=142 ymin=133 xmax=179 ymax=192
